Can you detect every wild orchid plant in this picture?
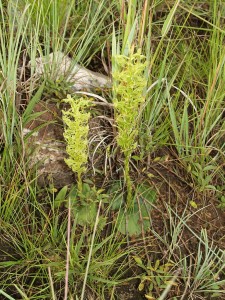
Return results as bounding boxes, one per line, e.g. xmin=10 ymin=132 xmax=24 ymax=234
xmin=112 ymin=49 xmax=147 ymax=208
xmin=62 ymin=95 xmax=92 ymax=193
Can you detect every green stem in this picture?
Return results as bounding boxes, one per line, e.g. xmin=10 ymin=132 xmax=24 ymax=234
xmin=77 ymin=172 xmax=82 ymax=195
xmin=124 ymin=155 xmax=132 ymax=209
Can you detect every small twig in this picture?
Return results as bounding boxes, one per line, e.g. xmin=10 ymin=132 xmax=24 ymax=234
xmin=80 ymin=200 xmax=102 ymax=300
xmin=48 ymin=266 xmax=56 ymax=300
xmin=74 ymin=91 xmax=114 ymax=107
xmin=180 ymin=257 xmax=192 ymax=300
xmin=158 ymin=267 xmax=182 ymax=300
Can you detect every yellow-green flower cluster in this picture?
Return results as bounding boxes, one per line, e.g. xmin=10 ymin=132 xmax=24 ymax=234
xmin=62 ymin=96 xmax=91 ymax=182
xmin=113 ymin=50 xmax=147 ymax=157
xmin=112 ymin=50 xmax=147 ymax=208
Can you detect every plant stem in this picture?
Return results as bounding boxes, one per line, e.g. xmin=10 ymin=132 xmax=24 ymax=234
xmin=124 ymin=155 xmax=132 ymax=209
xmin=77 ymin=172 xmax=82 ymax=195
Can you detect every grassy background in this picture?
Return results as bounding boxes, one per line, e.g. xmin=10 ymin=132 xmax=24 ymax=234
xmin=0 ymin=0 xmax=224 ymax=299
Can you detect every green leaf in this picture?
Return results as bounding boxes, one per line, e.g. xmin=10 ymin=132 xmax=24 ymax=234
xmin=205 ymin=185 xmax=217 ymax=191
xmin=23 ymin=119 xmax=55 ymax=144
xmin=203 ymin=175 xmax=213 ymax=185
xmin=149 ymin=282 xmax=154 ymax=292
xmin=111 ymin=192 xmax=124 ymax=210
xmin=154 ymin=259 xmax=160 ymax=270
xmin=190 ymin=200 xmax=198 ymax=209
xmin=155 ymin=276 xmax=161 ymax=286
xmin=117 ymin=206 xmax=151 ymax=236
xmin=22 ymin=110 xmax=47 ymax=126
xmin=133 ymin=256 xmax=143 ymax=266
xmin=203 ymin=165 xmax=216 ymax=171
xmin=161 ymin=0 xmax=181 ymax=37
xmin=54 ymin=186 xmax=68 ymax=208
xmin=97 ymin=216 xmax=107 ymax=231
xmin=117 ymin=209 xmax=139 ymax=236
xmin=83 ymin=179 xmax=94 ymax=185
xmin=0 ymin=289 xmax=16 ymax=300
xmin=138 ymin=281 xmax=145 ymax=292
xmin=137 ymin=184 xmax=156 ymax=204
xmin=132 ymin=155 xmax=141 ymax=161
xmin=76 ymin=202 xmax=97 ymax=226
xmin=22 ymin=82 xmax=45 ymax=124
xmin=68 ymin=185 xmax=78 ymax=200
xmin=109 ymin=182 xmax=124 ymax=210
xmin=82 ymin=183 xmax=91 ymax=195
xmin=145 ymin=293 xmax=155 ymax=300
xmin=220 ymin=196 xmax=225 ymax=202
xmin=123 ymin=17 xmax=137 ymax=56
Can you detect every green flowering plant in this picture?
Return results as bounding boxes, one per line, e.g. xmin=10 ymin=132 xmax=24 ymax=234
xmin=62 ymin=95 xmax=92 ymax=193
xmin=112 ymin=49 xmax=147 ymax=208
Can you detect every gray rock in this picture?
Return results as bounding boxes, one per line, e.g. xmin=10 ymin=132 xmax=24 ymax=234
xmin=29 ymin=51 xmax=111 ymax=91
xmin=24 ymin=101 xmax=74 ymax=188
